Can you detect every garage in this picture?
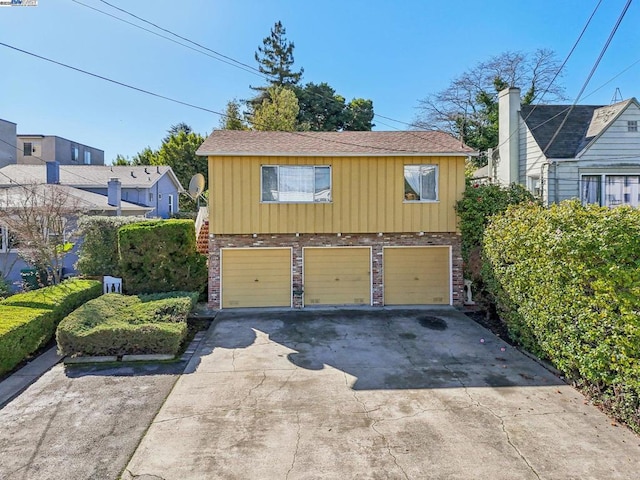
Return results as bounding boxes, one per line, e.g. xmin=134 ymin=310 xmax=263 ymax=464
xmin=303 ymin=247 xmax=371 ymax=306
xmin=221 ymin=248 xmax=292 ymax=308
xmin=383 ymin=246 xmax=451 ymax=305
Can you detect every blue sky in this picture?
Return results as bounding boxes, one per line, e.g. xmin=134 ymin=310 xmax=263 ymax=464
xmin=0 ymin=0 xmax=638 ymax=163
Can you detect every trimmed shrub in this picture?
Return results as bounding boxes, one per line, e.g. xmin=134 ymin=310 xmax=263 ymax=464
xmin=0 ymin=279 xmax=102 ymax=375
xmin=483 ymin=200 xmax=640 ymax=431
xmin=56 ymin=291 xmax=198 ymax=356
xmin=118 ymin=219 xmax=207 ymax=296
xmin=76 ymin=216 xmax=147 ymax=277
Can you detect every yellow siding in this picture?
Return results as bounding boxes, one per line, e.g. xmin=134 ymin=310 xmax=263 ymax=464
xmin=221 ymin=248 xmax=291 ymax=308
xmin=208 ymin=155 xmax=466 ymax=234
xmin=304 ymin=247 xmax=371 ymax=306
xmin=383 ymin=247 xmax=451 ymax=305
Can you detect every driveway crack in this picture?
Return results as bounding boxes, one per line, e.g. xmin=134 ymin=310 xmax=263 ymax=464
xmin=444 ymin=349 xmax=541 ymax=480
xmin=352 ymin=389 xmax=410 ymax=480
xmin=125 ymin=469 xmax=165 ymax=479
xmin=285 ymin=412 xmax=301 ymax=480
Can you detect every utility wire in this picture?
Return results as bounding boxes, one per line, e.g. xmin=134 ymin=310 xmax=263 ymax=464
xmin=72 ymin=0 xmax=426 ymax=136
xmin=0 ymin=41 xmax=467 ymax=154
xmin=541 ymin=0 xmax=633 ymax=157
xmin=70 ymin=0 xmax=263 ymax=78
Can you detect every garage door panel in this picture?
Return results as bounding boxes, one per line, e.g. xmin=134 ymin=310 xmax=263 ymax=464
xmin=222 ymin=249 xmax=291 ymax=308
xmin=304 ymin=247 xmax=370 ymax=306
xmin=384 ymin=247 xmax=450 ymax=305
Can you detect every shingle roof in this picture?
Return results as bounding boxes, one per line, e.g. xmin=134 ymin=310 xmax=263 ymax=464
xmin=0 ymin=165 xmax=183 ymax=190
xmin=0 ymin=184 xmax=152 ymax=215
xmin=196 ymin=130 xmax=475 ymax=156
xmin=520 ymin=99 xmax=636 ymax=158
xmin=520 ymin=105 xmax=600 ymax=158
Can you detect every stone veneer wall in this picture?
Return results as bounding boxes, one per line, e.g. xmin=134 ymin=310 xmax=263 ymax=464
xmin=208 ymin=232 xmax=463 ymax=309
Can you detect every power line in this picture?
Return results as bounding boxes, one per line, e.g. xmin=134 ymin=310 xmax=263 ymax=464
xmin=72 ymin=0 xmax=427 ymax=137
xmin=541 ymin=0 xmax=633 ymax=157
xmin=70 ymin=0 xmax=263 ymax=78
xmin=0 ymin=41 xmax=467 ymax=155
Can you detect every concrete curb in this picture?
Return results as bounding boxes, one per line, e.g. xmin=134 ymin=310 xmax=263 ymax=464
xmin=0 ymin=346 xmax=64 ymax=408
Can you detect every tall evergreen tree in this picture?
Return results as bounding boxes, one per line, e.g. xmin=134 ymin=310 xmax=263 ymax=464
xmin=251 ymin=86 xmax=299 ymax=131
xmin=220 ymin=100 xmax=248 ymax=130
xmin=252 ymin=21 xmax=303 ymax=94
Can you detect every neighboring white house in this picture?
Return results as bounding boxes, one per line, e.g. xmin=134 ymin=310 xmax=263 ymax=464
xmin=495 ymin=87 xmax=640 ymax=206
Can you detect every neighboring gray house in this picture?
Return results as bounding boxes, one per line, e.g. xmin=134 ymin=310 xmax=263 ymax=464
xmin=496 ymin=87 xmax=640 ymax=206
xmin=16 ymin=134 xmax=104 ymax=166
xmin=0 ymin=164 xmax=184 ymax=218
xmin=0 ymin=119 xmax=17 ymax=167
xmin=0 ymin=118 xmax=104 ymax=167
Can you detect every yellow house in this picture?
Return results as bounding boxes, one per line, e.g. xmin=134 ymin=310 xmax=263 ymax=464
xmin=196 ymin=130 xmax=474 ymax=309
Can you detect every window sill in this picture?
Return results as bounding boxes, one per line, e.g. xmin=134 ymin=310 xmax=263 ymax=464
xmin=260 ymin=201 xmax=333 ymax=205
xmin=403 ymin=200 xmax=440 ymax=204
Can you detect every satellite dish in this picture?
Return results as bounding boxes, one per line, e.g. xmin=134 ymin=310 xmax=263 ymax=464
xmin=188 ymin=173 xmax=206 ymax=200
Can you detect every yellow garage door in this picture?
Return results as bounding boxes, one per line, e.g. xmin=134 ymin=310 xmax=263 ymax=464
xmin=221 ymin=248 xmax=291 ymax=308
xmin=304 ymin=247 xmax=371 ymax=306
xmin=384 ymin=247 xmax=450 ymax=305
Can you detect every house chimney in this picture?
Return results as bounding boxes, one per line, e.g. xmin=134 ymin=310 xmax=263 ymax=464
xmin=46 ymin=161 xmax=60 ymax=184
xmin=498 ymin=87 xmax=521 ymax=185
xmin=108 ymin=177 xmax=122 ymax=215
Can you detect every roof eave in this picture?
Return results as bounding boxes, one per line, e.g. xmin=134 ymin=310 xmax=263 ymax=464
xmin=198 ymin=150 xmax=476 ymax=157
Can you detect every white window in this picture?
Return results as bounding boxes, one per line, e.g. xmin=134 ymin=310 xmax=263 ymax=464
xmin=261 ymin=165 xmax=331 ymax=203
xmin=581 ymin=174 xmax=640 ymax=207
xmin=527 ymin=176 xmax=541 ymax=197
xmin=84 ymin=150 xmax=91 ymax=164
xmin=628 ymin=121 xmax=638 ymax=132
xmin=404 ymin=165 xmax=438 ymax=202
xmin=168 ymin=194 xmax=174 ymax=214
xmin=71 ymin=145 xmax=79 ymax=162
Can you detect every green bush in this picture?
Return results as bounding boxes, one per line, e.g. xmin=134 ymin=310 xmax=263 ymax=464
xmin=0 ymin=279 xmax=102 ymax=375
xmin=483 ymin=200 xmax=640 ymax=431
xmin=56 ymin=291 xmax=197 ymax=357
xmin=76 ymin=216 xmax=147 ymax=277
xmin=118 ymin=219 xmax=207 ymax=296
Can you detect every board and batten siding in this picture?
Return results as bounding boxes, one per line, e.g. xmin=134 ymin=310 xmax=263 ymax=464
xmin=579 ymin=104 xmax=640 ymax=164
xmin=208 ymin=155 xmax=465 ymax=234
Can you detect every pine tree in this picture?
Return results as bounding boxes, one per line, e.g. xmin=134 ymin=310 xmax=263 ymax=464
xmin=253 ymin=21 xmax=303 ymax=91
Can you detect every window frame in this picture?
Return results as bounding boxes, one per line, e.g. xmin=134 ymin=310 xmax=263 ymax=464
xmin=83 ymin=150 xmax=91 ymax=164
xmin=628 ymin=120 xmax=638 ymax=132
xmin=260 ymin=165 xmax=332 ymax=204
xmin=403 ymin=164 xmax=439 ymax=203
xmin=71 ymin=145 xmax=79 ymax=162
xmin=168 ymin=194 xmax=174 ymax=214
xmin=23 ymin=142 xmax=32 ymax=157
xmin=580 ymin=173 xmax=640 ymax=207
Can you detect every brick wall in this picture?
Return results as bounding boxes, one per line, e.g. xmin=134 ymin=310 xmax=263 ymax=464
xmin=208 ymin=232 xmax=463 ymax=309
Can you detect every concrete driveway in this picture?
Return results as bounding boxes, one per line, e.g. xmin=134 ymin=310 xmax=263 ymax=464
xmin=124 ymin=308 xmax=640 ymax=480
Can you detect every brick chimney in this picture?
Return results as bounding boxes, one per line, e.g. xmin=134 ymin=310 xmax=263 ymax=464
xmin=498 ymin=87 xmax=521 ymax=185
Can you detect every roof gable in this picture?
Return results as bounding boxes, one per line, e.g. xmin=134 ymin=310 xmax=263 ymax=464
xmin=520 ymin=104 xmax=600 ymax=158
xmin=196 ymin=130 xmax=475 ymax=157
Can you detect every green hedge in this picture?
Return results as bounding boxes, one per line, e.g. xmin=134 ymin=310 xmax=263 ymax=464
xmin=483 ymin=200 xmax=640 ymax=430
xmin=76 ymin=216 xmax=147 ymax=277
xmin=118 ymin=219 xmax=207 ymax=296
xmin=56 ymin=291 xmax=198 ymax=357
xmin=0 ymin=279 xmax=102 ymax=375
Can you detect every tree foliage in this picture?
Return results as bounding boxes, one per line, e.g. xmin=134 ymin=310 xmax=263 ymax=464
xmin=415 ymin=49 xmax=565 ymax=164
xmin=219 ymin=99 xmax=248 ymax=130
xmin=483 ymin=200 xmax=640 ymax=432
xmin=253 ymin=20 xmax=303 ymax=90
xmin=250 ymin=86 xmax=300 ymax=131
xmin=236 ymin=21 xmax=374 ymax=132
xmin=120 ymin=123 xmax=207 ymax=211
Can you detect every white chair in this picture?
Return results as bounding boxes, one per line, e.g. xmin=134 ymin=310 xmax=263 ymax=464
xmin=103 ymin=276 xmax=123 ymax=294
